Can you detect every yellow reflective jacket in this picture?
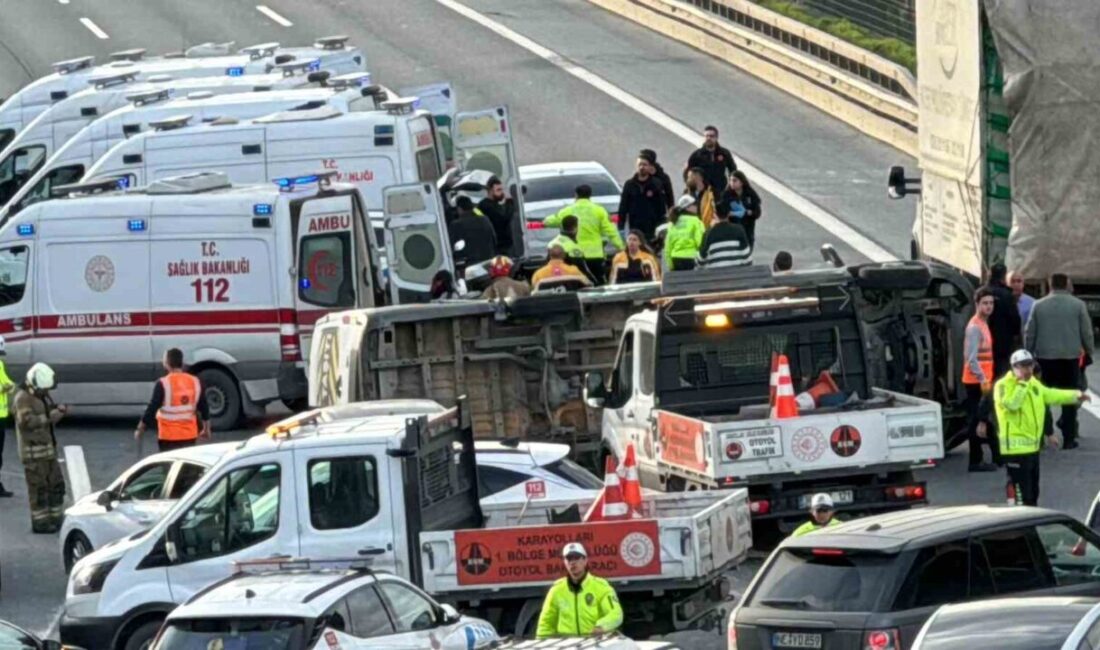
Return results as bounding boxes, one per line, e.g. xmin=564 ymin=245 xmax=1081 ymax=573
xmin=0 ymin=361 xmax=14 ymax=418
xmin=663 ymin=214 xmax=704 ymax=265
xmin=791 ymin=517 xmax=841 ymax=537
xmin=545 ymin=199 xmax=624 ymax=259
xmin=536 ymin=573 xmax=623 ymax=638
xmin=994 ymin=371 xmax=1080 ymax=456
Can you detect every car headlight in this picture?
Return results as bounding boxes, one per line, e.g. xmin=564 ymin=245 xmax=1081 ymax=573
xmin=72 ymin=559 xmax=118 ymax=595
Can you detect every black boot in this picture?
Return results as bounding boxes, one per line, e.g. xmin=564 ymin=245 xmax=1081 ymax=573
xmin=0 ymin=483 xmax=13 ymax=498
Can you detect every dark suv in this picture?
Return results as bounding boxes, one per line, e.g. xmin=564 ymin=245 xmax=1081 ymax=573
xmin=729 ymin=506 xmax=1100 ymax=650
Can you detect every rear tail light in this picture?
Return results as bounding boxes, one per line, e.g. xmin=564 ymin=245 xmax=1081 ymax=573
xmin=864 ymin=628 xmax=900 ymax=650
xmin=610 ymin=213 xmax=619 ymax=224
xmin=526 ymin=221 xmax=545 ymax=230
xmin=812 ymin=548 xmax=845 ymax=556
xmin=749 ymin=498 xmax=770 ymax=515
xmin=280 ymin=324 xmax=302 ymax=362
xmin=727 ymin=619 xmax=737 ymax=650
xmin=885 ymin=485 xmax=925 ymax=501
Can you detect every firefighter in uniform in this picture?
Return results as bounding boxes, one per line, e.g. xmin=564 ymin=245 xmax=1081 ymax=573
xmin=791 ymin=493 xmax=842 ymax=537
xmin=135 ymin=348 xmax=210 ymax=451
xmin=995 ymin=349 xmax=1089 ymax=506
xmin=14 ymin=363 xmax=68 ymax=533
xmin=537 ymin=543 xmax=623 ymax=638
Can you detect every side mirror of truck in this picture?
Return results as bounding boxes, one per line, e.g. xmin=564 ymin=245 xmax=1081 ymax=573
xmin=887 ymin=165 xmax=921 ymax=199
xmin=97 ymin=489 xmax=117 ymax=511
xmin=584 ymin=371 xmax=607 ymax=408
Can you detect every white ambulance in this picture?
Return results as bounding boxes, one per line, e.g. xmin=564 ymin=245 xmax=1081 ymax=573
xmin=80 ymin=103 xmax=530 ymax=260
xmin=0 ymin=37 xmax=365 ymax=148
xmin=0 ymin=64 xmax=346 ymax=203
xmin=0 ymin=73 xmax=377 ymax=219
xmin=0 ymin=170 xmax=451 ymax=429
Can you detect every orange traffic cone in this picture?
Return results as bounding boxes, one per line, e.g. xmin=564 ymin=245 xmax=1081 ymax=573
xmin=796 ymin=371 xmax=840 ymax=411
xmin=770 ymin=354 xmax=799 ymax=419
xmin=584 ymin=455 xmax=630 ymax=522
xmin=620 ymin=443 xmax=643 ymax=517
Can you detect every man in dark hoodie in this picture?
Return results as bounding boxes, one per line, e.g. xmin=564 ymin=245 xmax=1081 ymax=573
xmin=686 ymin=126 xmax=736 ymax=195
xmin=981 ymin=262 xmax=1022 ymax=376
xmin=477 ymin=176 xmax=517 ymax=256
xmin=617 ymin=155 xmax=669 ymax=242
xmin=639 ymin=149 xmax=674 ymax=210
xmin=449 ymin=196 xmax=497 ymax=267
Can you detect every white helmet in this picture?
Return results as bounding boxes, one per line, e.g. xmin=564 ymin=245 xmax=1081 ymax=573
xmin=0 ymin=335 xmax=7 ymax=356
xmin=27 ymin=363 xmax=56 ymax=390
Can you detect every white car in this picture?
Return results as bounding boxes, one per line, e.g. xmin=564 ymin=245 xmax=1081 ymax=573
xmin=151 ymin=561 xmax=499 ymax=650
xmin=520 ymin=161 xmax=623 ymax=257
xmin=59 ymin=443 xmax=236 ymax=572
xmin=476 ymin=439 xmax=604 ymax=500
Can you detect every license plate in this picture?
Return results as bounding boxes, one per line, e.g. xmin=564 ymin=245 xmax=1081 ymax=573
xmin=772 ymin=632 xmax=822 ymax=649
xmin=799 ymin=490 xmax=854 ymax=509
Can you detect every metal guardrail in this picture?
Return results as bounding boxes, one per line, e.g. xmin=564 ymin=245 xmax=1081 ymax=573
xmin=802 ymin=0 xmax=915 ymax=42
xmin=586 ymin=0 xmax=919 ymax=156
xmin=681 ymin=0 xmax=916 ymax=101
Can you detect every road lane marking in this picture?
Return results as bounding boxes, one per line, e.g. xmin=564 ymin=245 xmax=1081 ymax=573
xmin=434 ymin=0 xmax=897 ymax=263
xmin=32 ymin=607 xmax=63 ymax=641
xmin=79 ymin=17 xmax=109 ymax=39
xmin=256 ymin=4 xmax=293 ymax=27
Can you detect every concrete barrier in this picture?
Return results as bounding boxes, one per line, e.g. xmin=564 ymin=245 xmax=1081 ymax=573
xmin=586 ymin=0 xmax=919 ymax=157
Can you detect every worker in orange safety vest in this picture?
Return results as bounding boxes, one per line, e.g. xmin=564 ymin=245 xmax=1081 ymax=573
xmin=964 ymin=288 xmax=1000 ymax=472
xmin=135 ymin=348 xmax=210 ymax=451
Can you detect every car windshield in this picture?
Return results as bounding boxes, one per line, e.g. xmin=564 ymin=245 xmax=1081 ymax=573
xmin=544 ymin=458 xmax=603 ymax=489
xmin=747 ymin=549 xmax=896 ymax=612
xmin=155 ymin=617 xmax=306 ymax=650
xmin=523 ymin=173 xmax=620 ymax=203
xmin=917 ymin=606 xmax=1089 ymax=650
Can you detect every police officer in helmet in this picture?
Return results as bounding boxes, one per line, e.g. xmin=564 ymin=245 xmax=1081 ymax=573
xmin=536 ymin=543 xmax=623 ymax=638
xmin=791 ymin=493 xmax=842 ymax=537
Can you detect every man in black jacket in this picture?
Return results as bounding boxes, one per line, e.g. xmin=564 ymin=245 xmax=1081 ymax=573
xmin=618 ymin=156 xmax=668 ymax=242
xmin=639 ymin=149 xmax=674 ymax=210
xmin=686 ymin=126 xmax=736 ymax=195
xmin=981 ymin=263 xmax=1022 ymax=376
xmin=477 ymin=176 xmax=517 ymax=256
xmin=449 ymin=196 xmax=497 ymax=267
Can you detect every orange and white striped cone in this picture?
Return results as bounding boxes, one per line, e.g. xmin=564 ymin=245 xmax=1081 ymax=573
xmin=770 ymin=354 xmax=799 ymax=419
xmin=584 ymin=455 xmax=630 ymax=522
xmin=620 ymin=443 xmax=643 ymax=517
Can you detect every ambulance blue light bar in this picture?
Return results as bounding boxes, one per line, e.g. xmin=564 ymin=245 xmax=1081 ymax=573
xmin=253 ymin=203 xmax=273 ymax=215
xmin=274 ymin=175 xmax=319 ymax=190
xmin=16 ymin=224 xmax=34 ymax=237
xmin=116 ymin=177 xmax=130 ymax=189
xmin=226 ymin=67 xmax=244 ymax=77
xmin=128 ymin=219 xmax=146 ymax=232
xmin=307 ymin=59 xmax=321 ymax=72
xmin=299 ymin=278 xmax=312 ymax=289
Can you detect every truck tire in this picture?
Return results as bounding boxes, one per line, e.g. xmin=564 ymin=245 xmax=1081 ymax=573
xmin=281 ymin=397 xmax=308 ymax=413
xmin=855 ymin=262 xmax=931 ymax=291
xmin=199 ymin=368 xmax=242 ymax=431
xmin=122 ymin=620 xmax=162 ymax=650
xmin=513 ymin=598 xmax=543 ymax=638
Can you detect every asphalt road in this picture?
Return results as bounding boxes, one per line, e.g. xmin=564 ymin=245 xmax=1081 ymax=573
xmin=0 ymin=0 xmax=1094 ymax=646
